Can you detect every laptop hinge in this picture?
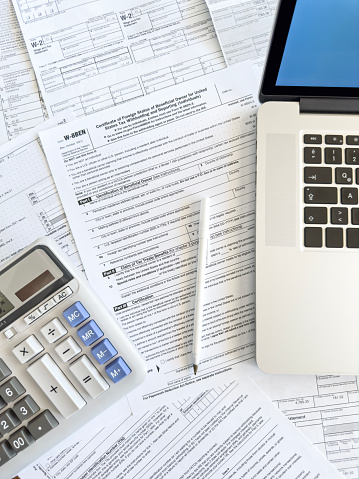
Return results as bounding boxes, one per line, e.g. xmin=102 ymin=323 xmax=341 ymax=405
xmin=300 ymin=98 xmax=359 ymax=115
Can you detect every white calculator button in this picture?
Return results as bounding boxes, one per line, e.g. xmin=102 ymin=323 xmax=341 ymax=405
xmin=40 ymin=318 xmax=67 ymax=343
xmin=27 ymin=354 xmax=86 ymax=419
xmin=70 ymin=356 xmax=109 ymax=399
xmin=53 ymin=286 xmax=73 ymax=304
xmin=38 ymin=298 xmax=56 ymax=314
xmin=55 ymin=337 xmax=81 ymax=362
xmin=13 ymin=335 xmax=44 ymax=364
xmin=4 ymin=328 xmax=16 ymax=340
xmin=24 ymin=309 xmax=42 ymax=325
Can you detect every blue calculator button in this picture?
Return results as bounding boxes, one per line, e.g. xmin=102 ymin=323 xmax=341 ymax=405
xmin=91 ymin=339 xmax=117 ymax=364
xmin=77 ymin=320 xmax=103 ymax=346
xmin=63 ymin=302 xmax=90 ymax=327
xmin=105 ymin=357 xmax=131 ymax=383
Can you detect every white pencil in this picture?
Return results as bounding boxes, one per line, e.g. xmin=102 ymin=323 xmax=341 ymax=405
xmin=192 ymin=197 xmax=210 ymax=375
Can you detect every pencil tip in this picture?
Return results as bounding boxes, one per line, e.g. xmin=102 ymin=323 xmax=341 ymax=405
xmin=193 ymin=364 xmax=198 ymax=375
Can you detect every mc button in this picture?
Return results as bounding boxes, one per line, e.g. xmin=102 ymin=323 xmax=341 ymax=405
xmin=63 ymin=302 xmax=90 ymax=327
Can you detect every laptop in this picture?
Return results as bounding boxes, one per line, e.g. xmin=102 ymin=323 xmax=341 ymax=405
xmin=256 ymin=0 xmax=359 ymax=374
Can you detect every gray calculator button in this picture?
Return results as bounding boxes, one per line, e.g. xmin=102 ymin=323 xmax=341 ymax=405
xmin=8 ymin=427 xmax=35 ymax=453
xmin=70 ymin=356 xmax=109 ymax=399
xmin=27 ymin=354 xmax=86 ymax=418
xmin=0 ymin=378 xmax=26 ymax=404
xmin=28 ymin=410 xmax=59 ymax=440
xmin=13 ymin=395 xmax=40 ymax=420
xmin=0 ymin=397 xmax=6 ymax=411
xmin=0 ymin=440 xmax=16 ymax=465
xmin=0 ymin=409 xmax=21 ymax=435
xmin=0 ymin=359 xmax=11 ymax=383
xmin=40 ymin=318 xmax=67 ymax=344
xmin=13 ymin=335 xmax=44 ymax=364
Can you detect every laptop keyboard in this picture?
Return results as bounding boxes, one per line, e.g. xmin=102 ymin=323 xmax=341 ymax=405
xmin=303 ymin=133 xmax=359 ymax=248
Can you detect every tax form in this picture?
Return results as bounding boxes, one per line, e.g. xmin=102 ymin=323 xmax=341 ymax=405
xmin=39 ymin=63 xmax=258 ymax=409
xmin=0 ymin=1 xmax=47 ymax=144
xmin=18 ymin=376 xmax=343 ymax=479
xmin=11 ymin=0 xmax=226 ymax=118
xmin=0 ymin=115 xmax=79 ymax=267
xmin=206 ymin=0 xmax=278 ymax=75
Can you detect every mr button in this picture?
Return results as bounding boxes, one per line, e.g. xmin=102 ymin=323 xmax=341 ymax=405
xmin=63 ymin=302 xmax=90 ymax=327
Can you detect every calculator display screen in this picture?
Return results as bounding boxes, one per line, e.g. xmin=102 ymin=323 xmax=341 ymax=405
xmin=0 ymin=291 xmax=15 ymax=319
xmin=15 ymin=270 xmax=55 ymax=302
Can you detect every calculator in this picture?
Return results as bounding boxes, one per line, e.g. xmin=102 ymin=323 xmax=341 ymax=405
xmin=0 ymin=238 xmax=146 ymax=477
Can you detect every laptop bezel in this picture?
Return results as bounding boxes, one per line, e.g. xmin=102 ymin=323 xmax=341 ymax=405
xmin=259 ymin=0 xmax=359 ymax=103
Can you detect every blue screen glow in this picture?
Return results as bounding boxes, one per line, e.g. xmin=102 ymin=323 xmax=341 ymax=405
xmin=276 ymin=0 xmax=359 ymax=88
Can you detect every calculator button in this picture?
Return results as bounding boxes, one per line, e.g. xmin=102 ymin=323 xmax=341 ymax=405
xmin=77 ymin=320 xmax=103 ymax=346
xmin=27 ymin=354 xmax=86 ymax=418
xmin=24 ymin=308 xmax=41 ymax=325
xmin=41 ymin=318 xmax=67 ymax=343
xmin=8 ymin=427 xmax=35 ymax=453
xmin=0 ymin=397 xmax=6 ymax=411
xmin=0 ymin=440 xmax=16 ymax=465
xmin=105 ymin=357 xmax=131 ymax=383
xmin=0 ymin=359 xmax=11 ymax=383
xmin=91 ymin=339 xmax=117 ymax=365
xmin=55 ymin=337 xmax=81 ymax=362
xmin=0 ymin=378 xmax=26 ymax=404
xmin=70 ymin=356 xmax=109 ymax=398
xmin=0 ymin=409 xmax=21 ymax=435
xmin=13 ymin=395 xmax=40 ymax=420
xmin=13 ymin=335 xmax=44 ymax=364
xmin=53 ymin=286 xmax=73 ymax=304
xmin=28 ymin=410 xmax=59 ymax=440
xmin=63 ymin=301 xmax=90 ymax=327
xmin=4 ymin=328 xmax=16 ymax=340
xmin=38 ymin=298 xmax=56 ymax=314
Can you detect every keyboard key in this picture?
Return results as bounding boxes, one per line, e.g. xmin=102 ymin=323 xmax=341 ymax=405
xmin=92 ymin=339 xmax=117 ymax=365
xmin=325 ymin=135 xmax=343 ymax=144
xmin=346 ymin=148 xmax=359 ymax=164
xmin=0 ymin=378 xmax=25 ymax=404
xmin=105 ymin=357 xmax=131 ymax=384
xmin=304 ymin=228 xmax=322 ymax=247
xmin=28 ymin=410 xmax=59 ymax=440
xmin=41 ymin=318 xmax=67 ymax=344
xmin=304 ymin=167 xmax=331 ymax=184
xmin=63 ymin=301 xmax=90 ymax=327
xmin=0 ymin=410 xmax=21 ymax=435
xmin=304 ymin=147 xmax=321 ymax=164
xmin=13 ymin=395 xmax=40 ymax=420
xmin=12 ymin=335 xmax=44 ymax=364
xmin=0 ymin=359 xmax=11 ymax=383
xmin=331 ymin=207 xmax=348 ymax=225
xmin=341 ymin=187 xmax=358 ymax=204
xmin=304 ymin=134 xmax=322 ymax=144
xmin=304 ymin=187 xmax=337 ymax=204
xmin=27 ymin=354 xmax=86 ymax=419
xmin=347 ymin=229 xmax=359 ymax=248
xmin=8 ymin=427 xmax=35 ymax=453
xmin=352 ymin=208 xmax=359 ymax=224
xmin=325 ymin=147 xmax=342 ymax=164
xmin=335 ymin=167 xmax=352 ymax=184
xmin=0 ymin=440 xmax=16 ymax=466
xmin=326 ymin=228 xmax=343 ymax=248
xmin=70 ymin=356 xmax=109 ymax=398
xmin=304 ymin=207 xmax=327 ymax=224
xmin=347 ymin=135 xmax=359 ymax=145
xmin=55 ymin=337 xmax=81 ymax=362
xmin=77 ymin=320 xmax=104 ymax=346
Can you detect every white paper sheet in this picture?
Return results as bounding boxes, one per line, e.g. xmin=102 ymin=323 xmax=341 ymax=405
xmin=0 ymin=0 xmax=47 ymax=144
xmin=11 ymin=0 xmax=227 ymax=119
xmin=39 ymin=63 xmax=259 ymax=410
xmin=18 ymin=376 xmax=343 ymax=479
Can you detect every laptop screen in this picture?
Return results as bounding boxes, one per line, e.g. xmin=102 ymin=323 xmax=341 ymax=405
xmin=276 ymin=0 xmax=359 ymax=88
xmin=259 ymin=0 xmax=359 ymax=101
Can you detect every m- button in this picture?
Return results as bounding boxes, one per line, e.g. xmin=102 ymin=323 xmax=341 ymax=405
xmin=63 ymin=302 xmax=90 ymax=327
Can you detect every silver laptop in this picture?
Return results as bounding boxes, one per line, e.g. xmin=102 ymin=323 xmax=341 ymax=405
xmin=256 ymin=0 xmax=359 ymax=374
